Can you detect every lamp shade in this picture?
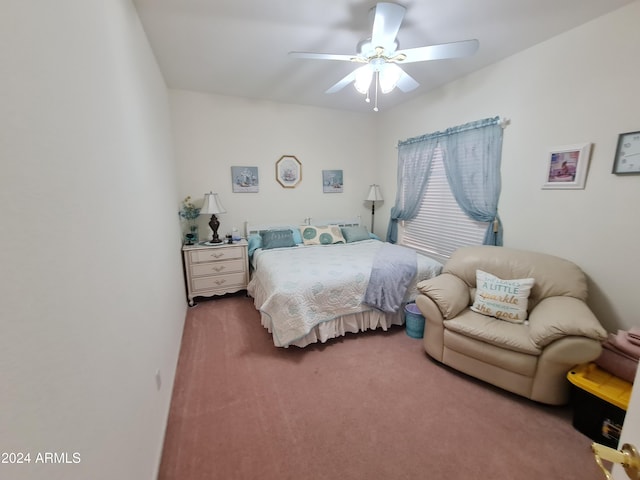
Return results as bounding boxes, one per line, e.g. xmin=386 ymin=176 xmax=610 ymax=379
xmin=379 ymin=64 xmax=402 ymax=94
xmin=200 ymin=192 xmax=226 ymax=215
xmin=354 ymin=65 xmax=373 ymax=94
xmin=366 ymin=184 xmax=383 ymax=202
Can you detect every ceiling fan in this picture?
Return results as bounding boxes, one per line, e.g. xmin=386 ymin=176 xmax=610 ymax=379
xmin=289 ymin=2 xmax=479 ymax=111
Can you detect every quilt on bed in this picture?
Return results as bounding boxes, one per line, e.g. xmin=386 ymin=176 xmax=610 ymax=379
xmin=247 ymin=239 xmax=442 ymax=347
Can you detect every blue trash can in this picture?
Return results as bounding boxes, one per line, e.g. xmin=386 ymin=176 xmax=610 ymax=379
xmin=405 ymin=303 xmax=425 ymax=338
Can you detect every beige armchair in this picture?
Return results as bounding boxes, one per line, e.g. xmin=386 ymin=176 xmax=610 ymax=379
xmin=415 ymin=245 xmax=607 ymax=405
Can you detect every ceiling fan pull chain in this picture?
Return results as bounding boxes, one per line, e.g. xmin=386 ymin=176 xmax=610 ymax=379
xmin=373 ymin=71 xmax=379 ymax=112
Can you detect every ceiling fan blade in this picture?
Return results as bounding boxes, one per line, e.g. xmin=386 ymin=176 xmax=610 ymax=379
xmin=325 ymin=70 xmax=358 ymax=94
xmin=371 ymin=2 xmax=406 ymax=50
xmin=397 ymin=39 xmax=479 ymax=64
xmin=395 ymin=70 xmax=419 ymax=93
xmin=289 ymin=51 xmax=355 ymax=62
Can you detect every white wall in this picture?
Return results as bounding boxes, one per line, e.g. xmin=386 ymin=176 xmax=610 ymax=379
xmin=376 ymin=1 xmax=640 ymax=332
xmin=0 ymin=1 xmax=185 ymax=479
xmin=170 ymin=90 xmax=378 ymax=237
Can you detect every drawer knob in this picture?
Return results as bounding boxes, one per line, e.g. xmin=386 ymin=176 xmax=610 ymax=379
xmin=212 ymin=266 xmax=225 ymax=272
xmin=214 ymin=279 xmax=226 ymax=286
xmin=210 ymin=252 xmax=224 ymax=259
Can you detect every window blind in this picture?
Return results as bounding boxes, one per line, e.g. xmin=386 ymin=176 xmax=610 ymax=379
xmin=400 ymin=148 xmax=487 ymax=261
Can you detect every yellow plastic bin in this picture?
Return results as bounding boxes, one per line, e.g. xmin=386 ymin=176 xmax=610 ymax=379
xmin=567 ymin=363 xmax=633 ymax=447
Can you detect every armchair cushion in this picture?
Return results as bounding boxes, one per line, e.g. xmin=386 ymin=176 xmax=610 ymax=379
xmin=444 ymin=310 xmax=541 ymax=355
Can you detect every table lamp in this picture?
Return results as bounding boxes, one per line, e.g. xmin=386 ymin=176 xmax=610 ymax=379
xmin=200 ymin=192 xmax=226 ymax=243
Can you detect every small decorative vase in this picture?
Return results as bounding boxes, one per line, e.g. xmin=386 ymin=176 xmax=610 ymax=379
xmin=184 ymin=223 xmax=199 ymax=245
xmin=188 ymin=224 xmax=199 ymax=243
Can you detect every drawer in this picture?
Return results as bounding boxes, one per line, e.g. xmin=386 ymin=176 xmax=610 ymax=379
xmin=192 ymin=271 xmax=246 ymax=292
xmin=189 ymin=247 xmax=243 ymax=263
xmin=191 ymin=258 xmax=245 ymax=277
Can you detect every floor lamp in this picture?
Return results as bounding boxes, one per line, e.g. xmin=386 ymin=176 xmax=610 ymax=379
xmin=365 ymin=184 xmax=383 ymax=233
xmin=200 ymin=192 xmax=226 ymax=243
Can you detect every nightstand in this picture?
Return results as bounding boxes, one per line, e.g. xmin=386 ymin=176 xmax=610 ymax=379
xmin=182 ymin=239 xmax=249 ymax=306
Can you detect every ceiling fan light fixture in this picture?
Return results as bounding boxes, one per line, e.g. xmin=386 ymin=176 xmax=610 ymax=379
xmin=354 ymin=65 xmax=373 ymax=94
xmin=379 ymin=63 xmax=402 ymax=94
xmin=289 ymin=2 xmax=480 ymax=111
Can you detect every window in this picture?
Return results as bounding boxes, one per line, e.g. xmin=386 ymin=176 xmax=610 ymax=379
xmin=388 ymin=116 xmax=503 ymax=256
xmin=399 ymin=147 xmax=487 ymax=263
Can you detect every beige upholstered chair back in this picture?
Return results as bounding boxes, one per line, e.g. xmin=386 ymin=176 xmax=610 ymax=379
xmin=444 ymin=246 xmax=589 ymax=310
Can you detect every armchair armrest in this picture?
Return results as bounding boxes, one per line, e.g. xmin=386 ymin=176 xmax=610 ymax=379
xmin=528 ymin=296 xmax=607 ymax=348
xmin=417 ymin=273 xmax=469 ymax=319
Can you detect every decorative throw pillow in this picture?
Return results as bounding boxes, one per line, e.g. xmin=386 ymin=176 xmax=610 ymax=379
xmin=260 ymin=229 xmax=296 ymax=250
xmin=299 ymin=225 xmax=345 ymax=245
xmin=248 ymin=234 xmax=262 ymax=256
xmin=341 ymin=226 xmax=370 ymax=243
xmin=470 ymin=270 xmax=535 ymax=324
xmin=290 ymin=227 xmax=303 ymax=245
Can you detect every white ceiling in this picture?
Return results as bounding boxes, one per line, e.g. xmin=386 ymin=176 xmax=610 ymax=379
xmin=132 ymin=0 xmax=633 ymax=113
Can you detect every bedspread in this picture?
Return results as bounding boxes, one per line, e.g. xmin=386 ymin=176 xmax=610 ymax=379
xmin=247 ymin=240 xmax=442 ymax=347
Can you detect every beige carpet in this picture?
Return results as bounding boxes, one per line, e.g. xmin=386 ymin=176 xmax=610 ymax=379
xmin=158 ymin=293 xmax=603 ymax=479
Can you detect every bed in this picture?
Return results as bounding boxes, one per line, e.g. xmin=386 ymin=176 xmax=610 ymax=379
xmin=245 ymin=219 xmax=443 ymax=348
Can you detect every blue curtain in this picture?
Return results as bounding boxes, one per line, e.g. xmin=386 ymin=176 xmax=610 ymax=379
xmin=386 ymin=135 xmax=439 ymax=243
xmin=386 ymin=116 xmax=504 ymax=245
xmin=441 ymin=118 xmax=503 ymax=245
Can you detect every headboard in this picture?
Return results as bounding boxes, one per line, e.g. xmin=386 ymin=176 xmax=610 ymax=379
xmin=245 ymin=216 xmax=361 ymax=238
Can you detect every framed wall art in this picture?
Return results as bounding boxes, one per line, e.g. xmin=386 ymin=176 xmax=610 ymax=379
xmin=276 ymin=155 xmax=301 ymax=188
xmin=322 ymin=170 xmax=343 ymax=193
xmin=541 ymin=143 xmax=592 ymax=190
xmin=231 ymin=166 xmax=259 ymax=192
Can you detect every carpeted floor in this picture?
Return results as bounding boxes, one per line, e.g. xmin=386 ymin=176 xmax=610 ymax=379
xmin=158 ymin=293 xmax=603 ymax=479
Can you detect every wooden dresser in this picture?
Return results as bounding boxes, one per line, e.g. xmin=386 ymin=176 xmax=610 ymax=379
xmin=182 ymin=239 xmax=248 ymax=305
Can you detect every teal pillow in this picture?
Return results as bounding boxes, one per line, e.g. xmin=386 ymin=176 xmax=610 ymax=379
xmin=291 ymin=228 xmax=303 ymax=245
xmin=260 ymin=229 xmax=296 ymax=249
xmin=341 ymin=226 xmax=371 ymax=243
xmin=248 ymin=234 xmax=262 ymax=256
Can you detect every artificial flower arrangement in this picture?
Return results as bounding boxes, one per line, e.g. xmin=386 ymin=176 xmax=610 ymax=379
xmin=179 ymin=196 xmax=200 ymax=244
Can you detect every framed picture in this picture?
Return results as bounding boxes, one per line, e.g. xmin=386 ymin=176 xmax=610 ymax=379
xmin=231 ymin=166 xmax=259 ymax=193
xmin=541 ymin=143 xmax=592 ymax=190
xmin=322 ymin=170 xmax=343 ymax=193
xmin=276 ymin=155 xmax=301 ymax=188
xmin=612 ymin=130 xmax=640 ymax=175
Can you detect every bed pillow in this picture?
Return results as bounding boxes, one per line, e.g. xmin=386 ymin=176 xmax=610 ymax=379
xmin=470 ymin=270 xmax=535 ymax=324
xmin=299 ymin=225 xmax=345 ymax=245
xmin=341 ymin=226 xmax=370 ymax=243
xmin=291 ymin=227 xmax=303 ymax=245
xmin=260 ymin=229 xmax=297 ymax=249
xmin=248 ymin=234 xmax=262 ymax=256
